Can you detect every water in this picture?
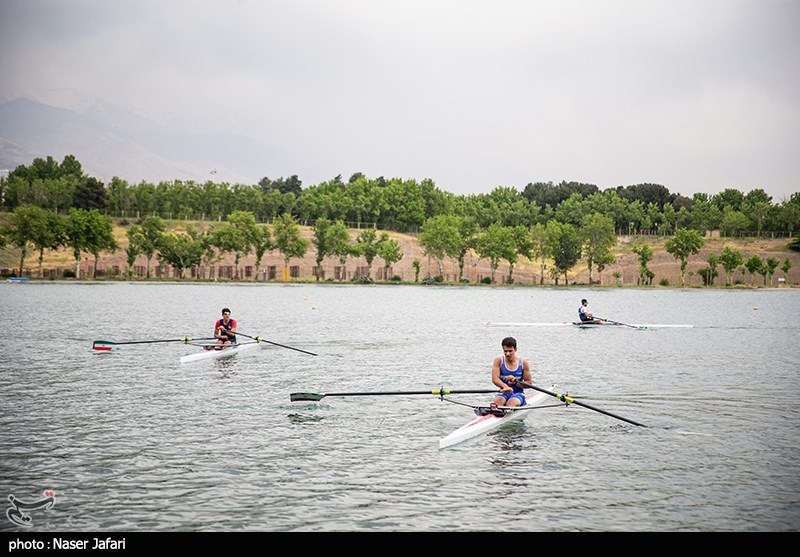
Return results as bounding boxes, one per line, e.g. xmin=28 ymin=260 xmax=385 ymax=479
xmin=1 ymin=282 xmax=798 ymax=532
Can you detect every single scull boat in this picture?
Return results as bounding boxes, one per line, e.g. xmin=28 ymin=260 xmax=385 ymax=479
xmin=438 ymin=387 xmax=554 ymax=449
xmin=486 ymin=321 xmax=693 ymax=329
xmin=180 ymin=341 xmax=262 ymax=364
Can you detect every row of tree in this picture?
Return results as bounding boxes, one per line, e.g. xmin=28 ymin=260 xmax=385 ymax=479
xmin=2 ymin=155 xmax=799 ymax=237
xmin=0 ymin=207 xmax=406 ymax=282
xmin=5 ymin=203 xmax=791 ymax=287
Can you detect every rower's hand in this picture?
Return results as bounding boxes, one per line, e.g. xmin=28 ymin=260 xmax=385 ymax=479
xmin=500 ymin=383 xmax=513 ymax=393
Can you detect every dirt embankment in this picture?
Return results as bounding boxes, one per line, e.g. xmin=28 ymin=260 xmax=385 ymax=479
xmin=2 ymin=219 xmax=798 ymax=286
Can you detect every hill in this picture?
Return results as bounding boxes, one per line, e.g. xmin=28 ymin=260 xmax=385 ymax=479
xmin=1 ymin=217 xmax=797 ymax=287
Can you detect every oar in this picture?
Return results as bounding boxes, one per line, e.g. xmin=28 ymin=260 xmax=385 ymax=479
xmin=594 ymin=317 xmax=645 ymax=330
xmin=291 ymin=387 xmax=500 ymax=402
xmin=517 ymin=381 xmax=647 ymax=427
xmin=92 ymin=337 xmax=214 ymax=351
xmin=236 ymin=332 xmax=318 ymax=356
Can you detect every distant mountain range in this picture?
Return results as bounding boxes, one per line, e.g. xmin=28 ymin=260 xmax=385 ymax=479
xmin=0 ymin=96 xmax=274 ymax=185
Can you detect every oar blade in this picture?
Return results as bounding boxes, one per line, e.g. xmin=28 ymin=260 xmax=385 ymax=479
xmin=92 ymin=340 xmax=114 ymax=351
xmin=290 ymin=392 xmax=326 ymax=402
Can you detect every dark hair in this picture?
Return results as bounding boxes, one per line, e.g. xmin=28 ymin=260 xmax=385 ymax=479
xmin=501 ymin=337 xmax=517 ymax=349
xmin=581 ymin=299 xmax=587 ymax=304
xmin=222 ymin=307 xmax=231 ymax=315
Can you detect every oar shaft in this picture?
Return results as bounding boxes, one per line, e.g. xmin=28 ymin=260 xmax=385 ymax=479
xmin=237 ymin=332 xmax=318 ymax=356
xmin=290 ymin=388 xmax=500 ymax=401
xmin=595 ymin=317 xmax=638 ymax=329
xmin=323 ymin=389 xmax=499 ymax=397
xmin=93 ymin=337 xmax=213 ymax=346
xmin=518 ymin=381 xmax=646 ymax=427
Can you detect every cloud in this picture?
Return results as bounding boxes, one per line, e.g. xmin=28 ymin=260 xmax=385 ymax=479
xmin=1 ymin=0 xmax=799 ymax=199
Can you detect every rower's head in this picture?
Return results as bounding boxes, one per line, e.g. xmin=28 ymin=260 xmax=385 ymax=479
xmin=501 ymin=337 xmax=517 ymax=355
xmin=221 ymin=307 xmax=231 ymax=318
xmin=581 ymin=299 xmax=588 ymax=305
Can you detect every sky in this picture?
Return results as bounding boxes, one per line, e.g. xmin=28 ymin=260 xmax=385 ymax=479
xmin=1 ymin=0 xmax=799 ymax=201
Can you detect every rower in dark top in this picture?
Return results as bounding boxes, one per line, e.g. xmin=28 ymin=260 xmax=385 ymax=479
xmin=578 ymin=299 xmax=602 ymax=324
xmin=214 ymin=307 xmax=238 ymax=348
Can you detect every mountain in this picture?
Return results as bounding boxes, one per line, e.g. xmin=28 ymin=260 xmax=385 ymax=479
xmin=0 ymin=96 xmax=274 ymax=185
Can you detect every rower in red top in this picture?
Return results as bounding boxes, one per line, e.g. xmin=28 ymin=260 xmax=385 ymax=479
xmin=214 ymin=307 xmax=238 ymax=348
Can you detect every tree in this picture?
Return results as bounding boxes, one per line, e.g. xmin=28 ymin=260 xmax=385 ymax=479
xmin=273 ymin=213 xmax=308 ymax=281
xmin=529 ymin=223 xmax=549 ymax=285
xmin=1 ymin=205 xmax=62 ymax=277
xmin=764 ymin=256 xmax=780 ymax=285
xmin=545 ymin=220 xmax=582 ymax=285
xmin=412 ymin=258 xmax=421 ymax=283
xmin=73 ymin=176 xmax=108 ymax=210
xmin=352 ymin=228 xmax=388 ymax=279
xmin=312 ymin=218 xmax=352 ymax=280
xmin=64 ymin=208 xmax=118 ymax=278
xmin=377 ymin=238 xmax=403 ymax=280
xmin=130 ymin=217 xmax=166 ymax=278
xmin=311 ymin=218 xmax=334 ymax=280
xmin=664 ymin=228 xmax=704 ymax=286
xmin=125 ymin=225 xmax=143 ymax=278
xmin=251 ymin=225 xmax=273 ymax=281
xmin=632 ymin=244 xmax=654 ymax=285
xmin=698 ymin=253 xmax=719 ymax=286
xmin=581 ymin=213 xmax=617 ymax=284
xmin=209 ymin=211 xmax=258 ymax=279
xmin=157 ymin=233 xmax=205 ymax=278
xmin=719 ymin=246 xmax=744 ymax=285
xmin=419 ymin=215 xmax=461 ymax=280
xmin=84 ymin=210 xmax=119 ymax=277
xmin=474 ymin=224 xmax=517 ymax=284
xmin=781 ymin=257 xmax=793 ymax=284
xmin=744 ymin=255 xmax=764 ymax=285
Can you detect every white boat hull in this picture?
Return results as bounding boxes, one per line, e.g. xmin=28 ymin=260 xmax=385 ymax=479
xmin=180 ymin=342 xmax=261 ymax=364
xmin=487 ymin=322 xmax=693 ymax=329
xmin=439 ymin=389 xmax=552 ymax=449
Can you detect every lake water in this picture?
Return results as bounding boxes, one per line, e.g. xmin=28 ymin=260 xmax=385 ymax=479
xmin=1 ymin=282 xmax=798 ymax=533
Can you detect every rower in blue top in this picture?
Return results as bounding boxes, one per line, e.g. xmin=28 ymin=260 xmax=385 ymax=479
xmin=490 ymin=337 xmax=532 ymax=411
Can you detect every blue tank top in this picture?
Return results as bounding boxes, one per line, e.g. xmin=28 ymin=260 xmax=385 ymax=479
xmin=500 ymin=356 xmax=524 ymax=394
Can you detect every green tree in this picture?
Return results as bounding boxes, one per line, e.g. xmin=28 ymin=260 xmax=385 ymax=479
xmin=251 ymin=225 xmax=274 ymax=281
xmin=581 ymin=213 xmax=617 ymax=284
xmin=545 ymin=220 xmax=582 ymax=285
xmin=781 ymin=257 xmax=793 ymax=282
xmin=698 ymin=253 xmax=719 ymax=286
xmin=719 ymin=246 xmax=745 ymax=285
xmin=529 ymin=223 xmax=550 ymax=285
xmin=157 ymin=233 xmax=205 ymax=279
xmin=352 ymin=228 xmax=388 ymax=279
xmin=64 ymin=208 xmax=91 ymax=278
xmin=135 ymin=216 xmax=166 ymax=278
xmin=84 ymin=210 xmax=119 ymax=278
xmin=311 ymin=218 xmax=334 ymax=280
xmin=419 ymin=215 xmax=461 ymax=280
xmin=273 ymin=213 xmax=308 ymax=281
xmin=412 ymin=258 xmax=421 ymax=283
xmin=209 ymin=211 xmax=258 ymax=279
xmin=64 ymin=208 xmax=118 ymax=278
xmin=0 ymin=205 xmax=55 ymax=277
xmin=764 ymin=256 xmax=780 ymax=285
xmin=632 ymin=244 xmax=654 ymax=285
xmin=125 ymin=224 xmax=144 ymax=278
xmin=665 ymin=228 xmax=704 ymax=286
xmin=474 ymin=224 xmax=517 ymax=284
xmin=377 ymin=237 xmax=403 ymax=280
xmin=744 ymin=254 xmax=764 ymax=285
xmin=73 ymin=176 xmax=108 ymax=210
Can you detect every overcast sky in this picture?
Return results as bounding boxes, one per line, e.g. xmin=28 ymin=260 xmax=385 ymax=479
xmin=1 ymin=0 xmax=798 ymax=200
